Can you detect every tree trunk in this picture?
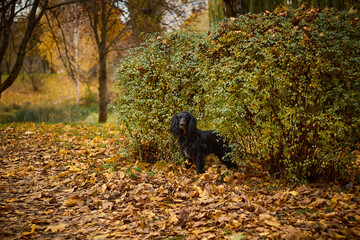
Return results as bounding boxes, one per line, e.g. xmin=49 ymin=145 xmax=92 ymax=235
xmin=97 ymin=0 xmax=109 ymax=123
xmin=73 ymin=12 xmax=80 ymax=104
xmin=98 ymin=47 xmax=108 ymax=123
xmin=98 ymin=0 xmax=108 ymax=123
xmin=223 ymin=0 xmax=243 ymax=17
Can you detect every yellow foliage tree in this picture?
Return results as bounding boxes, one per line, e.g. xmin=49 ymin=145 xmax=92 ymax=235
xmin=39 ymin=3 xmax=98 ymax=104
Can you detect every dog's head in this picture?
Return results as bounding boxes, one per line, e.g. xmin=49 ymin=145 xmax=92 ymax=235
xmin=170 ymin=111 xmax=197 ymax=137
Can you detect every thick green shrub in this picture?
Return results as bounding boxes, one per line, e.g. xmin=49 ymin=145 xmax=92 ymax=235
xmin=114 ymin=31 xmax=208 ymax=162
xmin=204 ymin=7 xmax=360 ymax=181
xmin=114 ymin=6 xmax=360 ymax=182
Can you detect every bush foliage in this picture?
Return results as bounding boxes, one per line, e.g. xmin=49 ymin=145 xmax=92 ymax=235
xmin=114 ymin=32 xmax=207 ymax=163
xmin=114 ymin=6 xmax=360 ymax=182
xmin=204 ymin=6 xmax=360 ymax=181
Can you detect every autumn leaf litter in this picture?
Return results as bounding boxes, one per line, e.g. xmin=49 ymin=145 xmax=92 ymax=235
xmin=0 ymin=123 xmax=359 ymax=239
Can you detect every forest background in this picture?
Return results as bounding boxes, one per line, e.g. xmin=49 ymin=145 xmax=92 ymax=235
xmin=0 ymin=0 xmax=356 ymax=124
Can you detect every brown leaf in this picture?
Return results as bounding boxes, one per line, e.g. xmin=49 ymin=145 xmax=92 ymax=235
xmin=178 ymin=208 xmax=190 ymax=227
xmin=279 ymin=10 xmax=289 ymax=17
xmin=310 ymin=198 xmax=327 ymax=208
xmin=264 ymin=219 xmax=281 ymax=228
xmin=300 ymin=197 xmax=312 ymax=205
xmin=45 ymin=223 xmax=67 ymax=233
xmin=102 ymin=201 xmax=114 ymax=211
xmin=350 ymin=17 xmax=360 ymax=26
xmin=65 ymin=195 xmax=83 ymax=207
xmin=324 ymin=212 xmax=337 ymax=219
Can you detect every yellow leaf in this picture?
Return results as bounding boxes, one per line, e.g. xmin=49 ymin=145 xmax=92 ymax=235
xmin=58 ymin=171 xmax=68 ymax=178
xmin=69 ymin=165 xmax=81 ymax=172
xmin=289 ymin=191 xmax=298 ymax=196
xmin=5 ymin=198 xmax=17 ymax=203
xmin=168 ymin=212 xmax=178 ymax=224
xmin=22 ymin=224 xmax=37 ymax=236
xmin=259 ymin=232 xmax=270 ymax=236
xmin=59 ymin=149 xmax=67 ymax=154
xmin=101 ymin=184 xmax=107 ymax=194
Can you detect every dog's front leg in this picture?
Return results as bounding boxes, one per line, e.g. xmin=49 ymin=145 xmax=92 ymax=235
xmin=195 ymin=156 xmax=205 ymax=174
xmin=181 ymin=148 xmax=193 ymax=170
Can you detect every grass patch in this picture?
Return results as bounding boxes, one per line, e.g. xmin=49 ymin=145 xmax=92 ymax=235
xmin=0 ymin=103 xmax=98 ymax=123
xmin=0 ymin=73 xmax=107 ymax=123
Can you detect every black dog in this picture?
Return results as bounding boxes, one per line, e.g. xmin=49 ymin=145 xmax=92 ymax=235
xmin=170 ymin=111 xmax=238 ymax=174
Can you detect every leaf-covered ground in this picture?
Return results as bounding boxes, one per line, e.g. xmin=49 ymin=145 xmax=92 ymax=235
xmin=0 ymin=123 xmax=359 ymax=239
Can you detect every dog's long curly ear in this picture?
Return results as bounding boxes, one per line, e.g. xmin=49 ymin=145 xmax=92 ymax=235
xmin=187 ymin=114 xmax=197 ymax=136
xmin=169 ymin=115 xmax=179 ymax=137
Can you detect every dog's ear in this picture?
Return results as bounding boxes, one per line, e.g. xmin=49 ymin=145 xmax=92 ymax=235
xmin=169 ymin=115 xmax=179 ymax=136
xmin=187 ymin=115 xmax=197 ymax=136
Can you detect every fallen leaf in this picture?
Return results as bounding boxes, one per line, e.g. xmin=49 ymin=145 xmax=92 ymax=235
xmin=102 ymin=201 xmax=114 ymax=210
xmin=191 ymin=227 xmax=216 ymax=236
xmin=289 ymin=191 xmax=298 ymax=196
xmin=46 ymin=223 xmax=67 ymax=233
xmin=22 ymin=224 xmax=37 ymax=236
xmin=310 ymin=198 xmax=327 ymax=208
xmin=168 ymin=212 xmax=178 ymax=225
xmin=65 ymin=195 xmax=83 ymax=207
xmin=1 ymin=123 xmax=359 ymax=240
xmin=324 ymin=212 xmax=337 ymax=219
xmin=264 ymin=219 xmax=281 ymax=228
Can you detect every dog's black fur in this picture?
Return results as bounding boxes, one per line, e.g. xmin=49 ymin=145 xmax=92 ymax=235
xmin=170 ymin=111 xmax=238 ymax=174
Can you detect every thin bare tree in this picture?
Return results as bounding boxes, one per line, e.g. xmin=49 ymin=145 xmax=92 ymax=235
xmin=0 ymin=0 xmax=78 ymax=96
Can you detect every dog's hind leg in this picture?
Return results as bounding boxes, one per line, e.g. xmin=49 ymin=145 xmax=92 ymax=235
xmin=216 ymin=150 xmax=238 ymax=170
xmin=220 ymin=155 xmax=238 ymax=169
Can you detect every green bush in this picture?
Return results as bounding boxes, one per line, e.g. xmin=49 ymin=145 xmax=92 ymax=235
xmin=114 ymin=31 xmax=208 ymax=163
xmin=204 ymin=7 xmax=360 ymax=181
xmin=114 ymin=6 xmax=360 ymax=182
